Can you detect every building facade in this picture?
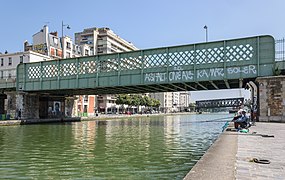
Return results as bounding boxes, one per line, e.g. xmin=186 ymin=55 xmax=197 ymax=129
xmin=0 ymin=51 xmax=53 ymax=119
xmin=179 ymin=91 xmax=190 ymax=111
xmin=0 ymin=51 xmax=52 ymax=80
xmin=149 ymin=91 xmax=190 ymax=113
xmin=75 ymin=27 xmax=138 ymax=55
xmin=24 ymin=25 xmax=92 ymax=59
xmin=149 ymin=92 xmax=173 ymax=113
xmin=75 ymin=27 xmax=139 ymax=115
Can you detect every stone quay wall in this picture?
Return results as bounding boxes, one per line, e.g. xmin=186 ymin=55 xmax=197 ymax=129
xmin=257 ymin=75 xmax=285 ymax=122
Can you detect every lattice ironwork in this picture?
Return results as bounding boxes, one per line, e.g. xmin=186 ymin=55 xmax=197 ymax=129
xmin=169 ymin=51 xmax=195 ymax=66
xmin=78 ymin=61 xmax=97 ymax=75
xmin=28 ymin=66 xmax=41 ymax=79
xmin=100 ymin=58 xmax=118 ymax=72
xmin=196 ymin=98 xmax=244 ymax=108
xmin=25 ymin=37 xmax=259 ymax=80
xmin=120 ymin=55 xmax=142 ymax=70
xmin=144 ymin=49 xmax=168 ymax=68
xmin=60 ymin=63 xmax=77 ymax=77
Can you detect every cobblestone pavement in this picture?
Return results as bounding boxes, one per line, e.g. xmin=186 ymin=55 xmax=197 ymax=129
xmin=236 ymin=122 xmax=285 ymax=180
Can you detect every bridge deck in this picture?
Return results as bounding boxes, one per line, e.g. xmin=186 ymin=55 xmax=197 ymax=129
xmin=2 ymin=35 xmax=276 ymax=94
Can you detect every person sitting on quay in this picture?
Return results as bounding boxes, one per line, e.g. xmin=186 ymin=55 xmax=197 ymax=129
xmin=232 ymin=110 xmax=250 ymax=130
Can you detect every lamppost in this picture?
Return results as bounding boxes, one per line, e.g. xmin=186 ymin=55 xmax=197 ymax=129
xmin=61 ymin=21 xmax=71 ymax=58
xmin=204 ymin=25 xmax=208 ymax=42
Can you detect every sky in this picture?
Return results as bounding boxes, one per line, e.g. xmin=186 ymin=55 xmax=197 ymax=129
xmin=1 ymin=0 xmax=284 ymax=101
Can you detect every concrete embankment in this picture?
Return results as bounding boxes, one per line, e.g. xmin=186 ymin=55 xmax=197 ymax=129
xmin=184 ymin=123 xmax=238 ymax=179
xmin=184 ymin=122 xmax=285 ymax=179
xmin=0 ymin=112 xmax=191 ymax=126
xmin=0 ymin=117 xmax=81 ymax=126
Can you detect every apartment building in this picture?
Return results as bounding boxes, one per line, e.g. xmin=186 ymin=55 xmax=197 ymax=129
xmin=179 ymin=91 xmax=190 ymax=111
xmin=0 ymin=51 xmax=52 ymax=80
xmin=0 ymin=50 xmax=53 ymax=118
xmin=149 ymin=91 xmax=190 ymax=113
xmin=75 ymin=27 xmax=139 ymax=115
xmin=75 ymin=27 xmax=138 ymax=55
xmin=149 ymin=92 xmax=172 ymax=113
xmin=24 ymin=25 xmax=92 ymax=59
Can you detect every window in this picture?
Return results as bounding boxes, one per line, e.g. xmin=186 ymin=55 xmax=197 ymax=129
xmin=0 ymin=71 xmax=3 ymax=79
xmin=20 ymin=56 xmax=23 ymax=63
xmin=66 ymin=42 xmax=71 ymax=49
xmin=8 ymin=71 xmax=11 ymax=78
xmin=84 ymin=95 xmax=88 ymax=103
xmin=85 ymin=49 xmax=89 ymax=56
xmin=83 ymin=105 xmax=87 ymax=113
xmin=8 ymin=57 xmax=12 ymax=66
xmin=53 ymin=37 xmax=58 ymax=46
xmin=1 ymin=58 xmax=3 ymax=66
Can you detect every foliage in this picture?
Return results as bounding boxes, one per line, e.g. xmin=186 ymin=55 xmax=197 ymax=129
xmin=116 ymin=94 xmax=160 ymax=108
xmin=273 ymin=66 xmax=281 ymax=76
xmin=189 ymin=102 xmax=196 ymax=107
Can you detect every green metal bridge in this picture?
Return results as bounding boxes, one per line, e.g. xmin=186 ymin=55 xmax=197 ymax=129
xmin=1 ymin=35 xmax=277 ymax=95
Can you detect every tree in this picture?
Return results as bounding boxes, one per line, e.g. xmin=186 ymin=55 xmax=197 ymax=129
xmin=115 ymin=94 xmax=131 ymax=113
xmin=116 ymin=94 xmax=161 ymax=114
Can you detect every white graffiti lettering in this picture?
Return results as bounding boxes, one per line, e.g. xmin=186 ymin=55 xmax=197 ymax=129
xmin=197 ymin=70 xmax=209 ymax=78
xmin=145 ymin=70 xmax=194 ymax=82
xmin=182 ymin=71 xmax=194 ymax=81
xmin=174 ymin=66 xmax=183 ymax=71
xmin=249 ymin=65 xmax=257 ymax=74
xmin=144 ymin=65 xmax=257 ymax=82
xmin=209 ymin=68 xmax=224 ymax=77
xmin=144 ymin=72 xmax=166 ymax=82
xmin=227 ymin=65 xmax=256 ymax=75
xmin=169 ymin=71 xmax=182 ymax=81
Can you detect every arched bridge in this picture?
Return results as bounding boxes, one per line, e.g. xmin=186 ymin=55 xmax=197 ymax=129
xmin=196 ymin=98 xmax=244 ymax=109
xmin=2 ymin=35 xmax=276 ymax=95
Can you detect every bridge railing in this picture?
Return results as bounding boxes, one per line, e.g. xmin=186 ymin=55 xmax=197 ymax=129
xmin=275 ymin=38 xmax=285 ymax=72
xmin=0 ymin=76 xmax=16 ymax=89
xmin=16 ymin=35 xmax=275 ymax=91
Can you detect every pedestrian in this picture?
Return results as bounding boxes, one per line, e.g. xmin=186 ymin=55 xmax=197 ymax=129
xmin=18 ymin=109 xmax=21 ymax=120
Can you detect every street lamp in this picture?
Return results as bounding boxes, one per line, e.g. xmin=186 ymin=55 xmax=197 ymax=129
xmin=204 ymin=25 xmax=208 ymax=42
xmin=61 ymin=21 xmax=71 ymax=58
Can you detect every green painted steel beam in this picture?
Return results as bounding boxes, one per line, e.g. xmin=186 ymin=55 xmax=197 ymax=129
xmin=0 ymin=35 xmax=276 ymax=94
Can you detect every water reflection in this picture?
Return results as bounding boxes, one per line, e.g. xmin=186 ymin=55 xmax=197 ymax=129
xmin=0 ymin=113 xmax=232 ymax=179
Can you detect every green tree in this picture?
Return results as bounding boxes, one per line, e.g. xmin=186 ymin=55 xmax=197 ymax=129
xmin=116 ymin=94 xmax=161 ymax=114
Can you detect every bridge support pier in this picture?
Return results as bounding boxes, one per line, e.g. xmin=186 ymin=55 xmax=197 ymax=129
xmin=0 ymin=94 xmax=7 ymax=115
xmin=257 ymin=75 xmax=285 ymax=122
xmin=65 ymin=96 xmax=75 ymax=117
xmin=16 ymin=92 xmax=40 ymax=119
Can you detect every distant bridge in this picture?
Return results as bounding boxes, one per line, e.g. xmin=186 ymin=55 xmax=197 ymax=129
xmin=196 ymin=97 xmax=244 ymax=109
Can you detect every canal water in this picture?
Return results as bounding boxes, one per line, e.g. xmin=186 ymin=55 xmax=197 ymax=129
xmin=0 ymin=113 xmax=232 ymax=179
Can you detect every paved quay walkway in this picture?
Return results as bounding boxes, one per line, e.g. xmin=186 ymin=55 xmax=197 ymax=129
xmin=184 ymin=122 xmax=285 ymax=180
xmin=236 ymin=123 xmax=285 ymax=180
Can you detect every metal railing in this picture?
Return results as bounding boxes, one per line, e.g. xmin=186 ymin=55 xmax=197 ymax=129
xmin=275 ymin=38 xmax=285 ymax=61
xmin=275 ymin=38 xmax=285 ymax=72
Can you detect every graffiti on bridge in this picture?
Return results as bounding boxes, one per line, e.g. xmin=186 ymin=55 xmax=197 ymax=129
xmin=144 ymin=65 xmax=257 ymax=83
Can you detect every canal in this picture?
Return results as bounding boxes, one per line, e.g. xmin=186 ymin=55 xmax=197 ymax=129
xmin=0 ymin=113 xmax=232 ymax=179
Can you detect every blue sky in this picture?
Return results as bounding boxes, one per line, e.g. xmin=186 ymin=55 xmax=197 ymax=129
xmin=1 ymin=0 xmax=284 ymax=52
xmin=1 ymin=0 xmax=283 ymax=100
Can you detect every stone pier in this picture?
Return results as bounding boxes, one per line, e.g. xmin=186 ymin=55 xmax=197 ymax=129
xmin=16 ymin=92 xmax=40 ymax=119
xmin=0 ymin=94 xmax=7 ymax=115
xmin=257 ymin=75 xmax=285 ymax=122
